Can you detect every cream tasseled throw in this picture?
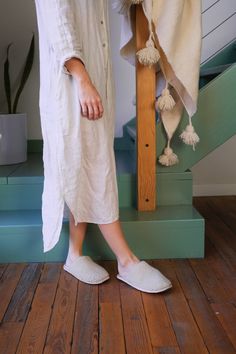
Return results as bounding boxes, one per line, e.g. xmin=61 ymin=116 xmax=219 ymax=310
xmin=112 ymin=0 xmax=202 ymax=166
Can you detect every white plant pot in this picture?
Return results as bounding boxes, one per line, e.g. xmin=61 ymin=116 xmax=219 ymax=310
xmin=0 ymin=113 xmax=27 ymax=165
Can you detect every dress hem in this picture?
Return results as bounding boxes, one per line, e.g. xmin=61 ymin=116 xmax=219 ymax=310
xmin=43 ymin=214 xmax=120 ymax=253
xmin=69 ymin=215 xmax=120 ymax=226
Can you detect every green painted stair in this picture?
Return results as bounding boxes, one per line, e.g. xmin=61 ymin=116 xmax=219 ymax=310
xmin=0 ymin=206 xmax=203 ymax=263
xmin=0 ymin=151 xmax=204 ymax=262
xmin=0 ymin=152 xmax=193 ymax=210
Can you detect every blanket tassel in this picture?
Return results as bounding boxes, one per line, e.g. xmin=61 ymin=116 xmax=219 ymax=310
xmin=136 ymin=31 xmax=160 ymax=67
xmin=155 ymin=82 xmax=176 ymax=111
xmin=179 ymin=116 xmax=200 ymax=151
xmin=158 ymin=140 xmax=179 ymax=166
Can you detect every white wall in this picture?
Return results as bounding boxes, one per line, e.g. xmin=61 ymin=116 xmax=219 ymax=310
xmin=109 ymin=4 xmax=136 ymax=137
xmin=0 ymin=0 xmax=235 ymax=195
xmin=192 ymin=0 xmax=236 ymax=196
xmin=0 ymin=0 xmax=41 ymax=139
xmin=201 ymin=0 xmax=236 ymax=62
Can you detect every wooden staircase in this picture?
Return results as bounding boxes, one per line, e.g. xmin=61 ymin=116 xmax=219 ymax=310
xmin=0 ymin=41 xmax=236 ymax=263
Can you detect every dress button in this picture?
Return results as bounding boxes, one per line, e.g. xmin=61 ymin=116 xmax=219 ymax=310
xmin=102 ymin=43 xmax=106 ymax=47
xmin=101 ymin=20 xmax=104 ymax=24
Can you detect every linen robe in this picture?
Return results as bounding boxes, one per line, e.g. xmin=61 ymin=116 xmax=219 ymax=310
xmin=34 ymin=0 xmax=119 ymax=253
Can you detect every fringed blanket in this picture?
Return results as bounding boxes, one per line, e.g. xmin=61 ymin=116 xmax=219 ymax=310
xmin=112 ymin=0 xmax=202 ymax=166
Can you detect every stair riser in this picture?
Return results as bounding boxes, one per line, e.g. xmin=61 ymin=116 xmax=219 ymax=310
xmin=0 ymin=218 xmax=204 ymax=262
xmin=117 ymin=130 xmax=135 ymax=150
xmin=0 ymin=185 xmax=43 ymax=210
xmin=0 ymin=173 xmax=193 ymax=210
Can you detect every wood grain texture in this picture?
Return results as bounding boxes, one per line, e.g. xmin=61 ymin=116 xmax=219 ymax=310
xmin=43 ymin=267 xmax=78 ymax=354
xmin=0 ymin=197 xmax=236 ymax=353
xmin=136 ymin=4 xmax=156 ymax=210
xmin=71 ymin=282 xmax=99 ymax=354
xmin=16 ymin=263 xmax=61 ymax=354
xmin=3 ymin=263 xmax=43 ymax=322
xmin=0 ymin=263 xmax=26 ymax=321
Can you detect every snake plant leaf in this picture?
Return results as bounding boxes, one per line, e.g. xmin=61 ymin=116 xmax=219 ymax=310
xmin=13 ymin=33 xmax=35 ymax=114
xmin=4 ymin=43 xmax=13 ymax=114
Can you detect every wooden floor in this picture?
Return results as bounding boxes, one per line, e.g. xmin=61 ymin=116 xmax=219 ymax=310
xmin=0 ymin=196 xmax=236 ymax=354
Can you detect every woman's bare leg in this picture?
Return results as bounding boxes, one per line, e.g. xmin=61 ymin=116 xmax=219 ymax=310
xmin=98 ymin=220 xmax=140 ymax=274
xmin=66 ymin=213 xmax=140 ymax=274
xmin=66 ymin=211 xmax=88 ymax=263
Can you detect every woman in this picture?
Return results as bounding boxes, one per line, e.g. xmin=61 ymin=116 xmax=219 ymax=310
xmin=34 ymin=0 xmax=172 ymax=293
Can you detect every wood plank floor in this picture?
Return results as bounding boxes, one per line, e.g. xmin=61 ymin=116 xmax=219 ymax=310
xmin=0 ymin=196 xmax=236 ymax=354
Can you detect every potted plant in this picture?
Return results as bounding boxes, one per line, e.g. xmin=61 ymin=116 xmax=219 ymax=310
xmin=0 ymin=33 xmax=34 ymax=165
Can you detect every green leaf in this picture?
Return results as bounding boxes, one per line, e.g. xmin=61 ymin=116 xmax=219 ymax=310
xmin=4 ymin=43 xmax=13 ymax=114
xmin=13 ymin=33 xmax=35 ymax=114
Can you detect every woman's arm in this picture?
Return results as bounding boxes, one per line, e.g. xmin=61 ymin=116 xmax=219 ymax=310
xmin=64 ymin=57 xmax=104 ymax=120
xmin=35 ymin=0 xmax=103 ymax=120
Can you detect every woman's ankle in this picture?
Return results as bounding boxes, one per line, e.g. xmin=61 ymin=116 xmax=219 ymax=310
xmin=117 ymin=253 xmax=140 ymax=268
xmin=66 ymin=249 xmax=83 ymax=262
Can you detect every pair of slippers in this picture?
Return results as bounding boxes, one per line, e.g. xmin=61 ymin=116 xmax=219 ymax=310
xmin=63 ymin=255 xmax=172 ymax=293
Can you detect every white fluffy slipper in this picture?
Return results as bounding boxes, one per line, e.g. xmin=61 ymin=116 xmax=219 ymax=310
xmin=116 ymin=260 xmax=172 ymax=293
xmin=63 ymin=255 xmax=110 ymax=284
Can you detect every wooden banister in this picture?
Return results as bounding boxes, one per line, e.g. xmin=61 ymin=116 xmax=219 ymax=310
xmin=135 ymin=4 xmax=156 ymax=210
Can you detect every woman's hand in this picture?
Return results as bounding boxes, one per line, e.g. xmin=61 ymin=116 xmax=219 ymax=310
xmin=64 ymin=57 xmax=104 ymax=120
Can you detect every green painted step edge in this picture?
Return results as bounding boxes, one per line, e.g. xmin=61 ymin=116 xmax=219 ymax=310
xmin=200 ymin=40 xmax=236 ymax=70
xmin=199 ymin=40 xmax=236 ymax=87
xmin=0 ymin=151 xmax=191 ymax=183
xmin=0 ymin=205 xmax=202 ymax=226
xmin=0 ymin=164 xmax=19 ymax=185
xmin=0 ymin=205 xmax=205 ymax=262
xmin=27 ymin=136 xmax=134 ymax=154
xmin=0 ymin=170 xmax=193 ymax=210
xmin=200 ymin=63 xmax=233 ymax=77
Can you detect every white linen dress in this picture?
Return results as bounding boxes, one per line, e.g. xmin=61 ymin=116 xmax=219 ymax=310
xmin=34 ymin=0 xmax=119 ymax=253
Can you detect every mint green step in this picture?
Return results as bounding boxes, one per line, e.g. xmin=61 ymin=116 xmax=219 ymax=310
xmin=199 ymin=40 xmax=236 ymax=87
xmin=0 ymin=152 xmax=193 ymax=210
xmin=200 ymin=63 xmax=233 ymax=77
xmin=0 ymin=205 xmax=204 ymax=263
xmin=0 ymin=148 xmax=204 ymax=262
xmin=199 ymin=39 xmax=236 ymax=85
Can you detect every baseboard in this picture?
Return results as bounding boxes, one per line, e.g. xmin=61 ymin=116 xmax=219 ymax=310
xmin=193 ymin=184 xmax=236 ymax=196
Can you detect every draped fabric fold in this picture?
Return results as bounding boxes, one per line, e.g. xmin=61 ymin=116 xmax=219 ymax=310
xmin=35 ymin=0 xmax=119 ymax=252
xmin=112 ymin=0 xmax=202 ymax=166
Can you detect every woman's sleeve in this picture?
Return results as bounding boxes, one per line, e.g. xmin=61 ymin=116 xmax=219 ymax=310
xmin=36 ymin=0 xmax=85 ymax=75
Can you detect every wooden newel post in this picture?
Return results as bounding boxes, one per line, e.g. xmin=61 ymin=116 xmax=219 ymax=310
xmin=135 ymin=4 xmax=156 ymax=211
